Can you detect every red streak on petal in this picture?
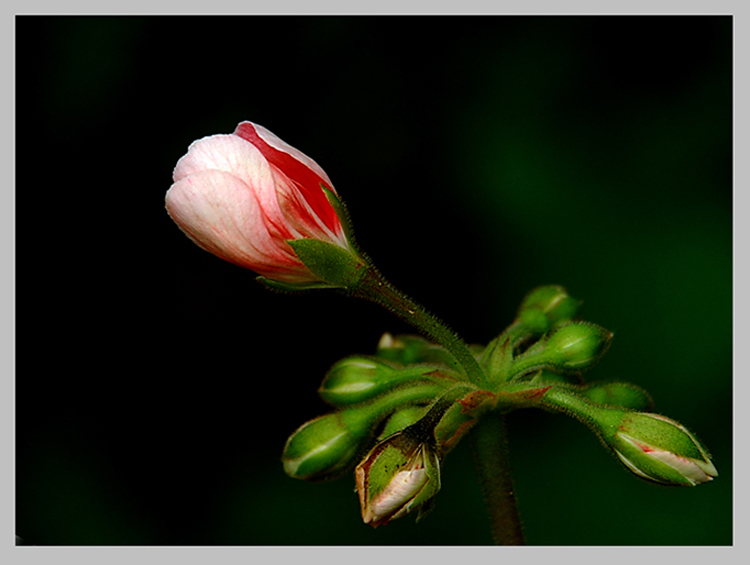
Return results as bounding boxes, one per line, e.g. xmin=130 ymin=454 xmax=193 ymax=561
xmin=235 ymin=122 xmax=339 ymax=233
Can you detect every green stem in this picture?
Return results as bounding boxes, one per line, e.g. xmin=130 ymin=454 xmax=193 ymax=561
xmin=469 ymin=412 xmax=525 ymax=545
xmin=355 ymin=266 xmax=487 ymax=386
xmin=353 ymin=264 xmax=523 ymax=544
xmin=541 ymin=386 xmax=609 ymax=423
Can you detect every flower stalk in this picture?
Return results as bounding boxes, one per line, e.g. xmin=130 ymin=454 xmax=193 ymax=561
xmin=469 ymin=412 xmax=525 ymax=545
xmin=355 ymin=266 xmax=488 ymax=387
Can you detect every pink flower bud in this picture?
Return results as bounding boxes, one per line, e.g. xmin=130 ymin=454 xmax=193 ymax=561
xmin=166 ymin=121 xmax=353 ymax=284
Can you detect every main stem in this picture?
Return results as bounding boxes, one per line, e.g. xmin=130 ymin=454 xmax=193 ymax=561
xmin=354 ymin=265 xmax=524 ymax=544
xmin=470 ymin=413 xmax=525 ymax=545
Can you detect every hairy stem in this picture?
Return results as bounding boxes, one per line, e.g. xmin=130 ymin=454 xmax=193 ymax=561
xmin=469 ymin=413 xmax=525 ymax=545
xmin=354 ymin=266 xmax=487 ymax=386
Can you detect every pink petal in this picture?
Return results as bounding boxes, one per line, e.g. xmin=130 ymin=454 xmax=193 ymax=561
xmin=173 ymin=134 xmax=296 ymax=240
xmin=234 ymin=122 xmax=341 ymax=236
xmin=243 ymin=121 xmax=334 ymax=189
xmin=166 ymin=169 xmax=312 ymax=282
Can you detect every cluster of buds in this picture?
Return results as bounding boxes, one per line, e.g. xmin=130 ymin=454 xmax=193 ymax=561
xmin=166 ymin=122 xmax=717 ymax=532
xmin=282 ymin=284 xmax=716 ymax=526
xmin=282 ymin=338 xmax=479 ymax=525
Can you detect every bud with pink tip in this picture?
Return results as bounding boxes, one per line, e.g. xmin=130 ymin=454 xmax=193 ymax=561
xmin=609 ymin=412 xmax=718 ymax=486
xmin=166 ymin=121 xmax=364 ymax=289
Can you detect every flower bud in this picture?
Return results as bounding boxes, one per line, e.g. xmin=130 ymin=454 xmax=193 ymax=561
xmin=540 ymin=387 xmax=717 ymax=487
xmin=318 ymin=356 xmax=453 ymax=407
xmin=166 ymin=121 xmax=365 ymax=290
xmin=577 ymin=382 xmax=654 ymax=411
xmin=512 ymin=322 xmax=612 ymax=378
xmin=282 ymin=410 xmax=372 ymax=481
xmin=354 ymin=385 xmax=475 ymax=527
xmin=544 ymin=322 xmax=612 ymax=369
xmin=608 ymin=412 xmax=718 ymax=486
xmin=376 ymin=333 xmax=459 ymax=369
xmin=355 ymin=430 xmax=441 ymax=528
xmin=518 ymin=285 xmax=580 ymax=329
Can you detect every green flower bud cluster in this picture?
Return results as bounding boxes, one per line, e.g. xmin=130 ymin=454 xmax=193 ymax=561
xmin=282 ymin=284 xmax=717 ymax=531
xmin=480 ymin=285 xmax=609 ymax=386
xmin=283 ymin=344 xmax=475 ymax=486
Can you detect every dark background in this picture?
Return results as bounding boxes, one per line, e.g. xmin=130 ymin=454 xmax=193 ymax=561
xmin=16 ymin=16 xmax=732 ymax=545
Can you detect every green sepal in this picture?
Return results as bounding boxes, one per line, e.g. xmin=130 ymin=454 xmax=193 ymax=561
xmin=322 ymin=185 xmax=360 ymax=256
xmin=433 ymin=401 xmax=478 ymax=453
xmin=256 ymin=276 xmax=335 ymax=292
xmin=492 ymin=383 xmax=553 ymax=413
xmin=287 ymin=238 xmax=368 ymax=290
xmin=480 ymin=335 xmax=513 ymax=384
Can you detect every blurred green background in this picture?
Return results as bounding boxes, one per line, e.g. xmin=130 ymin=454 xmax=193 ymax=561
xmin=16 ymin=16 xmax=732 ymax=545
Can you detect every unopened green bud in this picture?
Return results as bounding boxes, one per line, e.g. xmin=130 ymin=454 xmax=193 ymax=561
xmin=512 ymin=322 xmax=612 ymax=378
xmin=517 ymin=308 xmax=551 ymax=334
xmin=544 ymin=322 xmax=612 ymax=369
xmin=518 ymin=285 xmax=580 ymax=328
xmin=541 ymin=387 xmax=717 ymax=487
xmin=355 ymin=430 xmax=441 ymax=528
xmin=482 ymin=287 xmax=582 ymax=384
xmin=318 ymin=355 xmax=454 ymax=407
xmin=282 ymin=409 xmax=372 ymax=481
xmin=606 ymin=412 xmax=718 ymax=486
xmin=577 ymin=382 xmax=654 ymax=411
xmin=354 ymin=385 xmax=475 ymax=527
xmin=376 ymin=333 xmax=459 ymax=369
